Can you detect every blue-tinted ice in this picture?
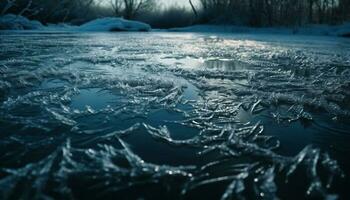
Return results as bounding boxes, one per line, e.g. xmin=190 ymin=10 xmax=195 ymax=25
xmin=0 ymin=32 xmax=349 ymax=199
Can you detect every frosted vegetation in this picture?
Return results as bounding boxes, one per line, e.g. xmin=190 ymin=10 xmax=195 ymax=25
xmin=0 ymin=32 xmax=349 ymax=199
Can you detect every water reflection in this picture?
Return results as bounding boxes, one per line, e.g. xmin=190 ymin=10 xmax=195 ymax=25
xmin=157 ymin=56 xmax=253 ymax=72
xmin=71 ymin=88 xmax=116 ymax=110
xmin=204 ymin=59 xmax=251 ymax=71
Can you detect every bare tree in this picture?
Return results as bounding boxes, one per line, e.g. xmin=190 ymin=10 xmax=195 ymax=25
xmin=1 ymin=0 xmax=16 ymax=15
xmin=2 ymin=0 xmax=350 ymax=26
xmin=1 ymin=0 xmax=41 ymax=17
xmin=123 ymin=0 xmax=153 ymax=19
xmin=110 ymin=0 xmax=153 ymax=19
xmin=195 ymin=0 xmax=350 ymax=26
xmin=18 ymin=0 xmax=39 ymax=16
xmin=33 ymin=0 xmax=96 ymax=23
xmin=111 ymin=0 xmax=124 ymax=16
xmin=189 ymin=0 xmax=198 ymax=18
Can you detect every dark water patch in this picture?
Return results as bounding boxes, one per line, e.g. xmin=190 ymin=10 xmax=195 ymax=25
xmin=124 ymin=129 xmax=200 ymax=166
xmin=40 ymin=79 xmax=67 ymax=89
xmin=182 ymin=82 xmax=200 ymax=101
xmin=71 ymin=88 xmax=117 ymax=111
xmin=340 ymin=32 xmax=350 ymax=38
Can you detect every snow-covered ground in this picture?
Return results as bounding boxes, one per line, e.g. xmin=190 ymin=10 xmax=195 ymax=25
xmin=0 ymin=14 xmax=44 ymax=30
xmin=0 ymin=14 xmax=151 ymax=32
xmin=169 ymin=23 xmax=350 ymax=37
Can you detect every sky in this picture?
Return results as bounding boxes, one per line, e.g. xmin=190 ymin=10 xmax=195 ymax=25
xmin=159 ymin=0 xmax=194 ymax=8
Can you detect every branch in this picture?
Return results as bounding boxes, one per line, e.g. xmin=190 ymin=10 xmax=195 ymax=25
xmin=18 ymin=0 xmax=33 ymax=16
xmin=111 ymin=0 xmax=124 ymax=16
xmin=1 ymin=0 xmax=16 ymax=16
xmin=134 ymin=0 xmax=144 ymax=14
xmin=189 ymin=0 xmax=198 ymax=18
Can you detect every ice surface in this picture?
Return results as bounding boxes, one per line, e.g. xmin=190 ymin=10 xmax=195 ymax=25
xmin=0 ymin=32 xmax=349 ymax=199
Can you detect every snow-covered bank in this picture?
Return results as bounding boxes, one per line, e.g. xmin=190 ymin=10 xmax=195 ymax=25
xmin=0 ymin=15 xmax=151 ymax=32
xmin=0 ymin=14 xmax=44 ymax=30
xmin=170 ymin=23 xmax=350 ymax=37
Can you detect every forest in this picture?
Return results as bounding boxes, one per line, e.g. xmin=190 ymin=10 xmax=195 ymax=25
xmin=1 ymin=0 xmax=350 ymax=28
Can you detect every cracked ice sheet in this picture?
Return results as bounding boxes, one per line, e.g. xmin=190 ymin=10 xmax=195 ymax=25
xmin=0 ymin=31 xmax=349 ymax=199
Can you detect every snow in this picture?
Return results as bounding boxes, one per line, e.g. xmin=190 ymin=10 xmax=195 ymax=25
xmin=78 ymin=17 xmax=151 ymax=32
xmin=0 ymin=15 xmax=151 ymax=32
xmin=0 ymin=14 xmax=44 ymax=30
xmin=169 ymin=23 xmax=350 ymax=37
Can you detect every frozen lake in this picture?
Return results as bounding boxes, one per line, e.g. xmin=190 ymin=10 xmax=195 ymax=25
xmin=0 ymin=32 xmax=350 ymax=199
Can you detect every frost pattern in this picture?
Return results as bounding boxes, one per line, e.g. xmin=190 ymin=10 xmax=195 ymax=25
xmin=0 ymin=32 xmax=349 ymax=199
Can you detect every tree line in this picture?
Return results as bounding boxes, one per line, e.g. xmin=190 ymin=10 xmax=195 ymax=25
xmin=195 ymin=0 xmax=350 ymax=26
xmin=1 ymin=0 xmax=350 ymax=27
